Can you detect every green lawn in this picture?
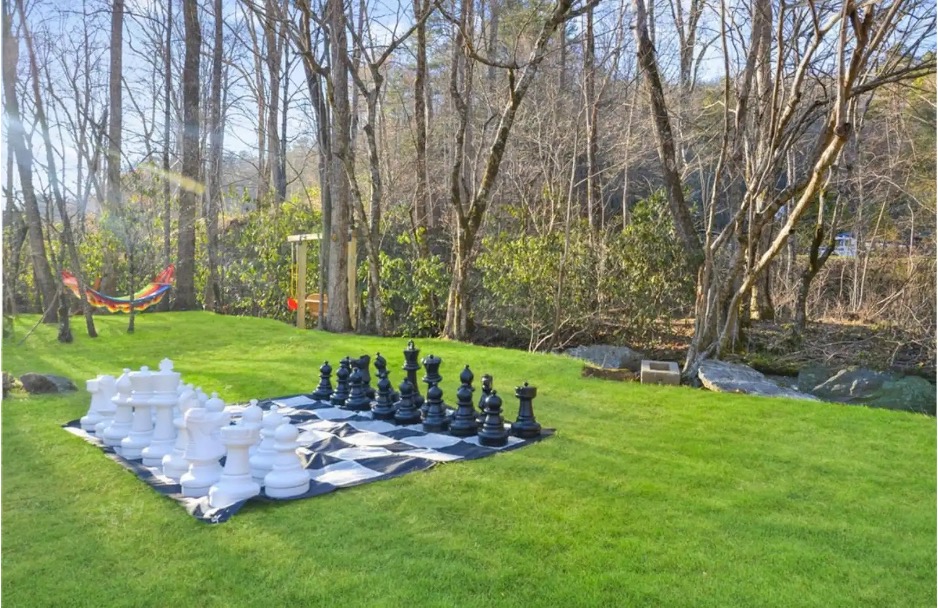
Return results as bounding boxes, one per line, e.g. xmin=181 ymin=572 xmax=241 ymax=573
xmin=2 ymin=312 xmax=935 ymax=607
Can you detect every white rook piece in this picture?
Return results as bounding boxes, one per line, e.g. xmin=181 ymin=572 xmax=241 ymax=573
xmin=263 ymin=422 xmax=309 ymax=499
xmin=142 ymin=359 xmax=180 ymax=467
xmin=92 ymin=375 xmax=118 ymax=435
xmin=162 ymin=384 xmax=198 ymax=481
xmin=180 ymin=407 xmax=225 ymax=498
xmin=209 ymin=425 xmax=262 ymax=508
xmin=102 ymin=369 xmax=134 ymax=447
xmin=249 ymin=405 xmax=283 ymax=485
xmin=120 ymin=367 xmax=156 ymax=459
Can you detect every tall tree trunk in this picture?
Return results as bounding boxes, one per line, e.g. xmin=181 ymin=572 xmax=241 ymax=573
xmin=1 ymin=1 xmax=56 ymax=321
xmin=583 ymin=5 xmax=599 ymax=231
xmin=205 ymin=0 xmax=224 ymax=311
xmin=264 ymin=0 xmax=284 ymax=204
xmin=160 ymin=0 xmax=173 ymax=311
xmin=176 ymin=0 xmax=201 ymax=310
xmin=412 ymin=0 xmax=431 ymax=246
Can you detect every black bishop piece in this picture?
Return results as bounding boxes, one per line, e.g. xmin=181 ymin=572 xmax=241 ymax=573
xmin=393 ymin=380 xmax=421 ymax=425
xmin=331 ymin=358 xmax=352 ymax=407
xmin=311 ymin=361 xmax=333 ymax=402
xmin=420 ymin=354 xmax=442 ymax=419
xmin=478 ymin=390 xmax=509 ymax=447
xmin=371 ymin=373 xmax=396 ymax=420
xmin=422 ymin=383 xmax=447 ymax=432
xmin=477 ymin=374 xmax=493 ymax=427
xmin=449 ymin=366 xmax=478 ymax=437
xmin=345 ymin=367 xmax=371 ymax=411
xmin=374 ymin=352 xmax=399 ymax=402
xmin=510 ymin=383 xmax=541 ymax=438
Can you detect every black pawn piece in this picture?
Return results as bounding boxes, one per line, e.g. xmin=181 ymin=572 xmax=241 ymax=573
xmin=311 ymin=361 xmax=333 ymax=402
xmin=356 ymin=354 xmax=374 ymax=399
xmin=371 ymin=374 xmax=395 ymax=420
xmin=422 ymin=384 xmax=447 ymax=432
xmin=393 ymin=381 xmax=421 ymax=425
xmin=450 ymin=382 xmax=478 ymax=437
xmin=331 ymin=361 xmax=351 ymax=407
xmin=403 ymin=341 xmax=424 ymax=407
xmin=346 ymin=367 xmax=371 ymax=411
xmin=478 ymin=390 xmax=508 ymax=447
xmin=477 ymin=374 xmax=493 ymax=426
xmin=510 ymin=383 xmax=541 ymax=439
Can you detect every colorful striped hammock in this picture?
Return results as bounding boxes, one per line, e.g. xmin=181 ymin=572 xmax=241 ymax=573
xmin=61 ymin=265 xmax=175 ymax=313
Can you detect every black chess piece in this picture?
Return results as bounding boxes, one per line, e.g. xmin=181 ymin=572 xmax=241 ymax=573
xmin=510 ymin=383 xmax=541 ymax=438
xmin=356 ymin=354 xmax=374 ymax=399
xmin=331 ymin=359 xmax=351 ymax=407
xmin=311 ymin=361 xmax=333 ymax=402
xmin=371 ymin=373 xmax=396 ymax=420
xmin=374 ymin=352 xmax=388 ymax=378
xmin=477 ymin=374 xmax=493 ymax=426
xmin=450 ymin=368 xmax=478 ymax=437
xmin=393 ymin=380 xmax=421 ymax=425
xmin=478 ymin=390 xmax=508 ymax=447
xmin=420 ymin=354 xmax=442 ymax=419
xmin=422 ymin=383 xmax=447 ymax=432
xmin=402 ymin=341 xmax=424 ymax=408
xmin=345 ymin=367 xmax=371 ymax=411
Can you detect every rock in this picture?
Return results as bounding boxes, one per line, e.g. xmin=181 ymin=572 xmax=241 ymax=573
xmin=19 ymin=373 xmax=77 ymax=394
xmin=809 ymin=366 xmax=898 ymax=402
xmin=698 ymin=360 xmax=818 ymax=401
xmin=865 ymin=376 xmax=936 ymax=415
xmin=797 ymin=365 xmax=935 ymax=415
xmin=566 ymin=344 xmax=645 ymax=371
xmin=3 ymin=371 xmax=22 ymax=398
xmin=796 ymin=366 xmax=836 ymax=394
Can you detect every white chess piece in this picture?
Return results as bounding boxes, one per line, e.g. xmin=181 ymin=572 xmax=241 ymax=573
xmin=92 ymin=375 xmax=118 ymax=435
xmin=81 ymin=377 xmax=106 ymax=432
xmin=162 ymin=384 xmax=198 ymax=480
xmin=102 ymin=369 xmax=134 ymax=447
xmin=263 ymin=422 xmax=309 ymax=499
xmin=142 ymin=359 xmax=180 ymax=467
xmin=238 ymin=400 xmax=264 ymax=457
xmin=249 ymin=405 xmax=283 ymax=485
xmin=120 ymin=366 xmax=156 ymax=459
xmin=205 ymin=392 xmax=230 ymax=442
xmin=208 ymin=425 xmax=262 ymax=508
xmin=180 ymin=407 xmax=226 ymax=498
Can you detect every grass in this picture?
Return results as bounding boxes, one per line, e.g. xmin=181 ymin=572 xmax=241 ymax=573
xmin=2 ymin=312 xmax=935 ymax=607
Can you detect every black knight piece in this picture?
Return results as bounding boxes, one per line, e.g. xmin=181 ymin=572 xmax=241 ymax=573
xmin=355 ymin=354 xmax=374 ymax=399
xmin=449 ymin=367 xmax=478 ymax=437
xmin=311 ymin=361 xmax=333 ymax=402
xmin=510 ymin=383 xmax=541 ymax=438
xmin=402 ymin=341 xmax=425 ymax=408
xmin=477 ymin=374 xmax=493 ymax=426
xmin=371 ymin=373 xmax=396 ymax=420
xmin=422 ymin=384 xmax=447 ymax=432
xmin=331 ymin=358 xmax=351 ymax=407
xmin=478 ymin=390 xmax=508 ymax=447
xmin=345 ymin=367 xmax=371 ymax=411
xmin=393 ymin=380 xmax=421 ymax=425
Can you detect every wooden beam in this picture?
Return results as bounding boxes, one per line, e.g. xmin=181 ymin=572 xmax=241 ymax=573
xmin=287 ymin=233 xmax=322 ymax=243
xmin=296 ymin=240 xmax=307 ymax=329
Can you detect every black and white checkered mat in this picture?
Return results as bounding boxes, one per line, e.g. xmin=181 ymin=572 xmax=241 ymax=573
xmin=63 ymin=393 xmax=553 ymax=524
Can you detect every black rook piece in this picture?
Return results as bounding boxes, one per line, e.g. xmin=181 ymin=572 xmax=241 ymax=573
xmin=371 ymin=374 xmax=396 ymax=420
xmin=422 ymin=384 xmax=447 ymax=432
xmin=402 ymin=341 xmax=424 ymax=408
xmin=478 ymin=390 xmax=508 ymax=447
xmin=331 ymin=359 xmax=351 ymax=407
xmin=449 ymin=369 xmax=478 ymax=437
xmin=477 ymin=374 xmax=493 ymax=426
xmin=311 ymin=361 xmax=333 ymax=402
xmin=345 ymin=367 xmax=371 ymax=411
xmin=510 ymin=383 xmax=541 ymax=438
xmin=393 ymin=380 xmax=421 ymax=425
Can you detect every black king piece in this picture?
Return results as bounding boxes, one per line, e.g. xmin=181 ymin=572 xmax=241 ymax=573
xmin=402 ymin=340 xmax=425 ymax=408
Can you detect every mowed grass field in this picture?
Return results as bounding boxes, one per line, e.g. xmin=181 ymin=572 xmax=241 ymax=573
xmin=2 ymin=312 xmax=935 ymax=607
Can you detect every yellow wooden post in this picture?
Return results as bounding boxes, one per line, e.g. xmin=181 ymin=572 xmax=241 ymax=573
xmin=296 ymin=241 xmax=307 ymax=330
xmin=347 ymin=236 xmax=357 ymax=329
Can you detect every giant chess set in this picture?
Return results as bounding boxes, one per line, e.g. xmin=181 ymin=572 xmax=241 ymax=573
xmin=64 ymin=341 xmax=553 ymax=523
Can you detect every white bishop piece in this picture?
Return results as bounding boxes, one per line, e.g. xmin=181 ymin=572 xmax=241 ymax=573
xmin=93 ymin=375 xmax=118 ymax=435
xmin=249 ymin=405 xmax=283 ymax=485
xmin=263 ymin=422 xmax=310 ymax=499
xmin=82 ymin=374 xmax=116 ymax=433
xmin=120 ymin=366 xmax=155 ymax=459
xmin=162 ymin=384 xmax=197 ymax=480
xmin=180 ymin=407 xmax=226 ymax=498
xmin=141 ymin=359 xmax=180 ymax=467
xmin=205 ymin=392 xmax=230 ymax=443
xmin=208 ymin=425 xmax=262 ymax=508
xmin=102 ymin=369 xmax=133 ymax=447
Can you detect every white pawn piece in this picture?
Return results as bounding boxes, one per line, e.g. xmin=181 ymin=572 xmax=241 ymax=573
xmin=102 ymin=369 xmax=134 ymax=447
xmin=180 ymin=407 xmax=226 ymax=498
xmin=208 ymin=425 xmax=262 ymax=508
xmin=162 ymin=384 xmax=198 ymax=480
xmin=249 ymin=405 xmax=284 ymax=485
xmin=205 ymin=392 xmax=230 ymax=442
xmin=196 ymin=388 xmax=209 ymax=407
xmin=142 ymin=359 xmax=180 ymax=467
xmin=238 ymin=399 xmax=264 ymax=456
xmin=263 ymin=422 xmax=310 ymax=499
xmin=93 ymin=375 xmax=118 ymax=435
xmin=120 ymin=366 xmax=156 ymax=459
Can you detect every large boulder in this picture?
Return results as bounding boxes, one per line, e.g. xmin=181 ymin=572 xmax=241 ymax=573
xmin=797 ymin=365 xmax=936 ymax=415
xmin=19 ymin=373 xmax=77 ymax=395
xmin=566 ymin=345 xmax=645 ymax=371
xmin=865 ymin=376 xmax=936 ymax=415
xmin=808 ymin=366 xmax=898 ymax=402
xmin=698 ymin=360 xmax=818 ymax=401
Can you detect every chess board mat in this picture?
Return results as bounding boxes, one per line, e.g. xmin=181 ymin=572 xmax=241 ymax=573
xmin=63 ymin=393 xmax=554 ymax=524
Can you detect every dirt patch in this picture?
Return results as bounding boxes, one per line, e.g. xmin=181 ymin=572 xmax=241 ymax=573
xmin=581 ymin=366 xmax=638 ymax=382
